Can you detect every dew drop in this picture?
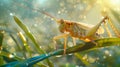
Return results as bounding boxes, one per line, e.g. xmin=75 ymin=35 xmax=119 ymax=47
xmin=104 ymin=50 xmax=110 ymax=55
xmin=109 ymin=54 xmax=112 ymax=56
xmin=25 ymin=63 xmax=29 ymax=66
xmin=68 ymin=53 xmax=73 ymax=55
xmin=10 ymin=13 xmax=13 ymax=16
xmin=34 ymin=24 xmax=37 ymax=27
xmin=45 ymin=54 xmax=48 ymax=56
xmin=82 ymin=54 xmax=87 ymax=60
xmin=58 ymin=11 xmax=61 ymax=14
xmin=96 ymin=57 xmax=100 ymax=60
xmin=39 ymin=46 xmax=42 ymax=48
xmin=74 ymin=5 xmax=77 ymax=8
xmin=51 ymin=18 xmax=54 ymax=21
xmin=88 ymin=57 xmax=96 ymax=63
xmin=55 ymin=55 xmax=62 ymax=57
xmin=9 ymin=54 xmax=14 ymax=58
xmin=97 ymin=62 xmax=100 ymax=64
xmin=59 ymin=2 xmax=64 ymax=7
xmin=103 ymin=56 xmax=106 ymax=59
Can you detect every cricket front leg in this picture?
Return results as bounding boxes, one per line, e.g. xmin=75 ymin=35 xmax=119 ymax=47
xmin=53 ymin=33 xmax=69 ymax=54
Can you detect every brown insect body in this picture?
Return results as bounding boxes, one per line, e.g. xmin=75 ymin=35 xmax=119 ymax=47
xmin=58 ymin=19 xmax=97 ymax=41
xmin=42 ymin=11 xmax=106 ymax=54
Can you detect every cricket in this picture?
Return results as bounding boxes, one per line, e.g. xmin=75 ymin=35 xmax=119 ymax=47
xmin=42 ymin=11 xmax=120 ymax=54
xmin=10 ymin=0 xmax=120 ymax=55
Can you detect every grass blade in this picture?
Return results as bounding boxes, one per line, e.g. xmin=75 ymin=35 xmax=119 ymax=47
xmin=0 ymin=30 xmax=4 ymax=65
xmin=0 ymin=30 xmax=4 ymax=50
xmin=18 ymin=32 xmax=32 ymax=58
xmin=13 ymin=16 xmax=44 ymax=53
xmin=1 ymin=37 xmax=120 ymax=67
xmin=13 ymin=16 xmax=53 ymax=67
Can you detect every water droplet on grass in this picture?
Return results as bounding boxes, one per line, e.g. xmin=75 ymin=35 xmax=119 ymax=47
xmin=8 ymin=54 xmax=14 ymax=58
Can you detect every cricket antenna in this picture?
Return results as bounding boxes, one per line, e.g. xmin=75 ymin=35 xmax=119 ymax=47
xmin=41 ymin=11 xmax=55 ymax=19
xmin=40 ymin=11 xmax=61 ymax=23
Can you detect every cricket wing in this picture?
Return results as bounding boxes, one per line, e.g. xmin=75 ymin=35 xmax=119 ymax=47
xmin=76 ymin=22 xmax=94 ymax=30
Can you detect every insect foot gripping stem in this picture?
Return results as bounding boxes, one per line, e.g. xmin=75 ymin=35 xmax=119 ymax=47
xmin=53 ymin=33 xmax=69 ymax=55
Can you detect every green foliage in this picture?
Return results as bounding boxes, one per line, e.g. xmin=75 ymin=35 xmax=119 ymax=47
xmin=13 ymin=16 xmax=44 ymax=54
xmin=0 ymin=6 xmax=120 ymax=67
xmin=13 ymin=16 xmax=53 ymax=67
xmin=1 ymin=37 xmax=120 ymax=67
xmin=0 ymin=31 xmax=4 ymax=65
xmin=0 ymin=23 xmax=119 ymax=67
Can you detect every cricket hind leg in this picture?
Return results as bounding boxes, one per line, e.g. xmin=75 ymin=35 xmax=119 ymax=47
xmin=53 ymin=33 xmax=69 ymax=54
xmin=107 ymin=18 xmax=120 ymax=37
xmin=104 ymin=21 xmax=112 ymax=37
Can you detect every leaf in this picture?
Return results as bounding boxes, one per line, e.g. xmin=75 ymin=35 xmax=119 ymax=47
xmin=0 ymin=30 xmax=4 ymax=50
xmin=9 ymin=34 xmax=22 ymax=53
xmin=0 ymin=56 xmax=4 ymax=66
xmin=0 ymin=31 xmax=4 ymax=65
xmin=13 ymin=16 xmax=43 ymax=54
xmin=1 ymin=48 xmax=23 ymax=61
xmin=18 ymin=32 xmax=32 ymax=58
xmin=13 ymin=16 xmax=53 ymax=67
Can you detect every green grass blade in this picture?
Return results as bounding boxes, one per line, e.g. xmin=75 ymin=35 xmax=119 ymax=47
xmin=1 ymin=50 xmax=23 ymax=61
xmin=1 ymin=37 xmax=120 ymax=67
xmin=18 ymin=32 xmax=32 ymax=58
xmin=20 ymin=38 xmax=120 ymax=66
xmin=0 ymin=31 xmax=4 ymax=65
xmin=13 ymin=16 xmax=53 ymax=67
xmin=13 ymin=16 xmax=44 ymax=54
xmin=0 ymin=30 xmax=4 ymax=50
xmin=95 ymin=38 xmax=120 ymax=47
xmin=9 ymin=34 xmax=22 ymax=53
xmin=0 ymin=56 xmax=5 ymax=66
xmin=55 ymin=38 xmax=120 ymax=55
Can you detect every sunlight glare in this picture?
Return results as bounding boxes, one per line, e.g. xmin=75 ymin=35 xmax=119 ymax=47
xmin=10 ymin=13 xmax=13 ymax=16
xmin=38 ymin=0 xmax=47 ymax=5
xmin=9 ymin=54 xmax=14 ymax=58
xmin=110 ymin=0 xmax=120 ymax=5
xmin=109 ymin=0 xmax=120 ymax=6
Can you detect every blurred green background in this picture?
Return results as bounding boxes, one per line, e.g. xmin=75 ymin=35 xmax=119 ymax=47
xmin=0 ymin=0 xmax=120 ymax=67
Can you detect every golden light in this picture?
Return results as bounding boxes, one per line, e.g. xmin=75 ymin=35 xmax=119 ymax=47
xmin=104 ymin=0 xmax=120 ymax=8
xmin=99 ymin=0 xmax=120 ymax=13
xmin=109 ymin=0 xmax=120 ymax=6
xmin=99 ymin=0 xmax=120 ymax=8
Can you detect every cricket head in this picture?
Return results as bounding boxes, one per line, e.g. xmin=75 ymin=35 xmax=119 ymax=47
xmin=56 ymin=19 xmax=64 ymax=24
